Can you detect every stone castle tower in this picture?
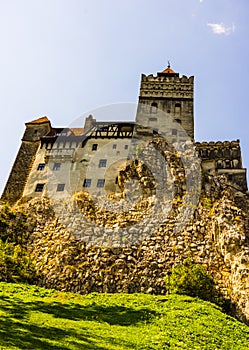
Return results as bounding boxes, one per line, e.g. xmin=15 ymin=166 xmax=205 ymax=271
xmin=136 ymin=63 xmax=194 ymax=141
xmin=1 ymin=117 xmax=51 ymax=204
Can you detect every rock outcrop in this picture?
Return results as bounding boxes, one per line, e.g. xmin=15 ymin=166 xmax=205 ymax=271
xmin=12 ymin=173 xmax=249 ymax=324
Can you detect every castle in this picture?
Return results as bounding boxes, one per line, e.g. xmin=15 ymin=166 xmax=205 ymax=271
xmin=1 ymin=64 xmax=248 ymax=205
xmin=2 ymin=64 xmax=249 ymax=324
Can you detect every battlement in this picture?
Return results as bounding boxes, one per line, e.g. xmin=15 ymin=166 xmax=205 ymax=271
xmin=140 ymin=74 xmax=194 ymax=99
xmin=141 ymin=73 xmax=194 ymax=83
xmin=196 ymin=140 xmax=247 ymax=192
xmin=196 ymin=140 xmax=242 ymax=166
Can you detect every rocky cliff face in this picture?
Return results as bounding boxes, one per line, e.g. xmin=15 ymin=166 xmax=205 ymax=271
xmin=12 ymin=173 xmax=249 ymax=324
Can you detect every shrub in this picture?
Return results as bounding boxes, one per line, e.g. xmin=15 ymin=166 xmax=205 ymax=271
xmin=165 ymin=258 xmax=217 ymax=303
xmin=0 ymin=239 xmax=35 ymax=282
xmin=0 ymin=203 xmax=30 ymax=244
xmin=0 ymin=204 xmax=35 ymax=282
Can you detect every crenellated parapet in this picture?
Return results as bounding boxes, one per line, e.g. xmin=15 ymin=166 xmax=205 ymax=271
xmin=195 ymin=140 xmax=247 ymax=192
xmin=196 ymin=140 xmax=242 ymax=168
xmin=140 ymin=74 xmax=194 ymax=99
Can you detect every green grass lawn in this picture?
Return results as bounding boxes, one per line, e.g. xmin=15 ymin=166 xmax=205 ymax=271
xmin=0 ymin=282 xmax=249 ymax=349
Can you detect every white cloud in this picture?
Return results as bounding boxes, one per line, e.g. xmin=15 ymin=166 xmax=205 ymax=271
xmin=207 ymin=22 xmax=235 ymax=35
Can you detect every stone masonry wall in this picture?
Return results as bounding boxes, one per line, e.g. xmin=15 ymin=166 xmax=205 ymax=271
xmin=1 ymin=142 xmax=40 ymax=205
xmin=15 ymin=174 xmax=249 ymax=325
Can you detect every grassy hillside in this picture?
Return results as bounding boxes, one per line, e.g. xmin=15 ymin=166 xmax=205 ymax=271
xmin=0 ymin=282 xmax=249 ymax=350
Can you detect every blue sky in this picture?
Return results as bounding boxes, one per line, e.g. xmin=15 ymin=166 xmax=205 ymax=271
xmin=0 ymin=0 xmax=249 ymax=194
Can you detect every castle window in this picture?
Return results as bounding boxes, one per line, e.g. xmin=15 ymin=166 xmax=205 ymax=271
xmin=150 ymin=102 xmax=158 ymax=114
xmin=83 ymin=179 xmax=91 ymax=188
xmin=92 ymin=144 xmax=98 ymax=151
xmin=97 ymin=179 xmax=105 ymax=188
xmin=175 ymin=103 xmax=181 ymax=115
xmin=99 ymin=159 xmax=107 ymax=168
xmin=149 ymin=117 xmax=157 ymax=122
xmin=115 ymin=176 xmax=118 ymax=184
xmin=35 ymin=183 xmax=44 ymax=192
xmin=53 ymin=163 xmax=61 ymax=171
xmin=99 ymin=126 xmax=108 ymax=132
xmin=124 ymin=145 xmax=129 ymax=150
xmin=113 ymin=144 xmax=117 ymax=149
xmin=172 ymin=129 xmax=177 ymax=136
xmin=174 ymin=118 xmax=182 ymax=124
xmin=57 ymin=184 xmax=65 ymax=192
xmin=37 ymin=163 xmax=45 ymax=171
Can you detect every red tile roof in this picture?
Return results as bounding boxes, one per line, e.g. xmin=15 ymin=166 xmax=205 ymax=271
xmin=162 ymin=65 xmax=175 ymax=74
xmin=26 ymin=116 xmax=50 ymax=124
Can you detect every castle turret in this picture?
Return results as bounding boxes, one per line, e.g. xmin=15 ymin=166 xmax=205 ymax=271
xmin=1 ymin=117 xmax=51 ymax=204
xmin=84 ymin=114 xmax=96 ymax=132
xmin=136 ymin=63 xmax=194 ymax=141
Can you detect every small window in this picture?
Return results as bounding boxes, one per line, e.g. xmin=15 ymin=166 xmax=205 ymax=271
xmin=37 ymin=163 xmax=45 ymax=171
xmin=83 ymin=179 xmax=91 ymax=188
xmin=99 ymin=159 xmax=107 ymax=168
xmin=115 ymin=176 xmax=118 ymax=184
xmin=124 ymin=145 xmax=129 ymax=150
xmin=113 ymin=144 xmax=117 ymax=149
xmin=34 ymin=129 xmax=38 ymax=135
xmin=149 ymin=117 xmax=157 ymax=122
xmin=53 ymin=163 xmax=61 ymax=171
xmin=92 ymin=144 xmax=98 ymax=151
xmin=97 ymin=179 xmax=105 ymax=188
xmin=151 ymin=102 xmax=158 ymax=114
xmin=175 ymin=103 xmax=181 ymax=115
xmin=99 ymin=127 xmax=108 ymax=132
xmin=172 ymin=129 xmax=177 ymax=136
xmin=35 ymin=183 xmax=44 ymax=192
xmin=174 ymin=119 xmax=182 ymax=124
xmin=57 ymin=184 xmax=65 ymax=192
